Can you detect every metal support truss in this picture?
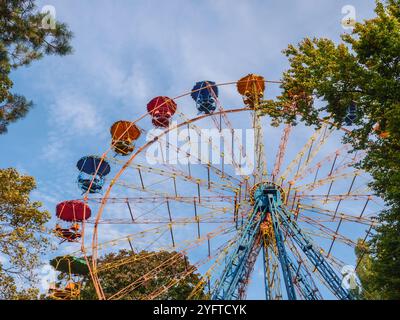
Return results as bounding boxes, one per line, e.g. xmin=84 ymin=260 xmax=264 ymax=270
xmin=212 ymin=203 xmax=266 ymax=300
xmin=262 ymin=238 xmax=283 ymax=300
xmin=262 ymin=242 xmax=271 ymax=300
xmin=286 ymin=255 xmax=321 ymax=300
xmin=277 ymin=206 xmax=354 ymax=300
xmin=268 ymin=195 xmax=297 ymax=300
xmin=213 ymin=184 xmax=353 ymax=300
xmin=237 ymin=233 xmax=262 ymax=299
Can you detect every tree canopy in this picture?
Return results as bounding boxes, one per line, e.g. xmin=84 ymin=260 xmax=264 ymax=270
xmin=0 ymin=0 xmax=73 ymax=133
xmin=73 ymin=250 xmax=206 ymax=300
xmin=263 ymin=0 xmax=400 ymax=299
xmin=0 ymin=168 xmax=51 ymax=299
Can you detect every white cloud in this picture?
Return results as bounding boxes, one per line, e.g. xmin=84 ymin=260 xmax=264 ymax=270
xmin=49 ymin=94 xmax=104 ymax=134
xmin=42 ymin=93 xmax=107 ymax=162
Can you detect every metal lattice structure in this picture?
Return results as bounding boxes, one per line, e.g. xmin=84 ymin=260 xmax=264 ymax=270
xmin=51 ymin=74 xmax=383 ymax=300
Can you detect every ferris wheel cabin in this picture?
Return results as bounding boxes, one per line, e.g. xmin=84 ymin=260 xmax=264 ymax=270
xmin=76 ymin=155 xmax=111 ymax=193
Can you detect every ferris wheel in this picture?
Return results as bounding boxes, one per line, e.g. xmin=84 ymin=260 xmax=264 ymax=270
xmin=50 ymin=74 xmax=383 ymax=300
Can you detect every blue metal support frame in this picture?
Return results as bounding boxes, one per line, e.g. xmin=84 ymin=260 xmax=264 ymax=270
xmin=212 ymin=203 xmax=266 ymax=300
xmin=213 ymin=183 xmax=353 ymax=300
xmin=262 ymin=242 xmax=271 ymax=300
xmin=277 ymin=206 xmax=354 ymax=300
xmin=268 ymin=195 xmax=297 ymax=300
xmin=286 ymin=255 xmax=321 ymax=300
xmin=238 ymin=233 xmax=262 ymax=299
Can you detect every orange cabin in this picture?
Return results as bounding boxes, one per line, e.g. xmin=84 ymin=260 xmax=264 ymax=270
xmin=110 ymin=121 xmax=141 ymax=155
xmin=373 ymin=123 xmax=390 ymax=139
xmin=236 ymin=74 xmax=265 ymax=108
xmin=237 ymin=74 xmax=265 ymax=96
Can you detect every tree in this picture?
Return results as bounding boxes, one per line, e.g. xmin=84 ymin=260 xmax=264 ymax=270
xmin=354 ymin=239 xmax=381 ymax=299
xmin=0 ymin=168 xmax=51 ymax=299
xmin=75 ymin=250 xmax=206 ymax=300
xmin=0 ymin=1 xmax=73 ymax=299
xmin=0 ymin=0 xmax=73 ymax=133
xmin=262 ymin=0 xmax=400 ymax=299
xmin=0 ymin=268 xmax=39 ymax=300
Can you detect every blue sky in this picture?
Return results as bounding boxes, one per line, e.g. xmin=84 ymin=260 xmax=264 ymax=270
xmin=0 ymin=0 xmax=379 ymax=299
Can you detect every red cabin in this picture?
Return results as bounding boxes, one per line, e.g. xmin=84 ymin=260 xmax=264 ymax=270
xmin=147 ymin=96 xmax=177 ymax=128
xmin=56 ymin=200 xmax=91 ymax=222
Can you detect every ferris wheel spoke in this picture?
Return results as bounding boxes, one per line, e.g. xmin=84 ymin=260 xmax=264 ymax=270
xmin=99 ymin=223 xmax=236 ymax=278
xmin=86 ymin=195 xmax=235 ymax=205
xmin=157 ymin=114 xmax=243 ymax=186
xmin=249 ymin=111 xmax=268 ymax=185
xmin=285 ymin=191 xmax=376 ymax=216
xmin=109 ymin=156 xmax=238 ymax=195
xmin=218 ymin=109 xmax=251 ymax=183
xmin=294 ymin=194 xmax=375 ymax=201
xmin=90 ymin=209 xmax=235 ymax=226
xmin=272 ymin=124 xmax=292 ymax=183
xmin=89 ymin=196 xmax=235 ymax=223
xmin=178 ymin=94 xmax=247 ymax=176
xmin=107 ymin=224 xmax=235 ymax=299
xmin=301 ymin=214 xmax=377 ymax=254
xmin=291 ymin=174 xmax=378 ymax=214
xmin=113 ymin=181 xmax=233 ymax=211
xmin=283 ymin=234 xmax=323 ymax=300
xmin=349 ymin=177 xmax=384 ymax=202
xmin=290 ymin=169 xmax=357 ymax=201
xmin=301 ymin=227 xmax=355 ymax=251
xmin=278 ymin=123 xmax=333 ymax=186
xmin=292 ymin=151 xmax=368 ymax=195
xmin=150 ymin=235 xmax=240 ymax=300
xmin=299 ymin=218 xmax=358 ymax=250
xmin=177 ymin=110 xmax=244 ymax=183
xmin=290 ymin=145 xmax=353 ymax=184
xmin=293 ymin=124 xmax=363 ymax=184
xmin=297 ymin=204 xmax=378 ymax=225
xmin=72 ymin=224 xmax=173 ymax=259
xmin=188 ymin=233 xmax=241 ymax=299
xmin=293 ymin=170 xmax=363 ymax=194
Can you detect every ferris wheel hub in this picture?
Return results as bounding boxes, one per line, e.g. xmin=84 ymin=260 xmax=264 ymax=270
xmin=249 ymin=181 xmax=285 ymax=209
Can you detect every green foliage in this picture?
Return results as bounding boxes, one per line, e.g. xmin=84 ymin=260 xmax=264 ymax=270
xmin=0 ymin=1 xmax=73 ymax=298
xmin=0 ymin=267 xmax=39 ymax=299
xmin=270 ymin=0 xmax=400 ymax=299
xmin=0 ymin=168 xmax=51 ymax=299
xmin=354 ymin=239 xmax=381 ymax=299
xmin=368 ymin=207 xmax=400 ymax=299
xmin=0 ymin=268 xmax=40 ymax=299
xmin=78 ymin=250 xmax=206 ymax=300
xmin=0 ymin=0 xmax=73 ymax=133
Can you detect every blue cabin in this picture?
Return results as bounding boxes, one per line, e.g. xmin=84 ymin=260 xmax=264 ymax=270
xmin=344 ymin=102 xmax=357 ymax=126
xmin=76 ymin=156 xmax=111 ymax=193
xmin=191 ymin=81 xmax=218 ymax=114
